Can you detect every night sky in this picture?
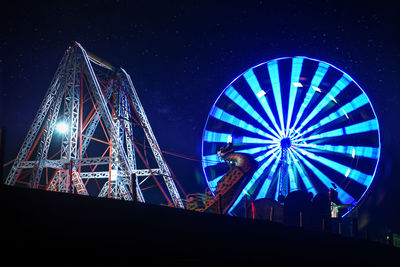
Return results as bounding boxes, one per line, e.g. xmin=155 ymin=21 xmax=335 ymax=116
xmin=1 ymin=1 xmax=399 ymax=238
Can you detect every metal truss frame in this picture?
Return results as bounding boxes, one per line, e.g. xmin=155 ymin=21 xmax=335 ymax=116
xmin=5 ymin=42 xmax=185 ymax=208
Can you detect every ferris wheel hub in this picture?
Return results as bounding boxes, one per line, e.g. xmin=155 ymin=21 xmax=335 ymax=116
xmin=280 ymin=137 xmax=292 ymax=149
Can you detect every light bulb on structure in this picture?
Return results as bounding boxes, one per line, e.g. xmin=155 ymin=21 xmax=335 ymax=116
xmin=56 ymin=121 xmax=69 ymax=134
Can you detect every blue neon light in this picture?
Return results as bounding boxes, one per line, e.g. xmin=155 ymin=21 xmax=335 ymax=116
xmin=256 ymin=155 xmax=281 ymax=199
xmin=291 ymin=62 xmax=329 ymax=130
xmin=289 ymin=149 xmax=317 ymax=195
xmin=305 ymin=118 xmax=378 ymax=141
xmin=299 ymin=74 xmax=352 ymax=130
xmin=229 ymin=150 xmax=281 ymax=212
xmin=209 ymin=174 xmax=224 ymax=192
xmin=202 ymin=56 xmax=380 ymax=215
xmin=267 ymin=61 xmax=285 ymax=134
xmin=296 ymin=147 xmax=372 ymax=186
xmin=244 ymin=69 xmax=283 ymax=135
xmin=302 ymin=93 xmax=369 ymax=135
xmin=297 ymin=144 xmax=379 ymax=159
xmin=224 ymin=86 xmax=280 ymax=138
xmin=286 ymin=57 xmax=304 ymax=135
xmin=292 ymin=149 xmax=356 ymax=204
xmin=210 ymin=106 xmax=277 ymax=140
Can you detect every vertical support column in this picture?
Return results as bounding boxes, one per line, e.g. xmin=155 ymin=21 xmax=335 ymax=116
xmin=31 ymin=90 xmax=64 ymax=188
xmin=59 ymin=52 xmax=88 ymax=195
xmin=120 ymin=69 xmax=185 ymax=208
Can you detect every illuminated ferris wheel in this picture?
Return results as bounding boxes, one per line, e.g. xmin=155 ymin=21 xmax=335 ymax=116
xmin=202 ymin=57 xmax=380 ymax=215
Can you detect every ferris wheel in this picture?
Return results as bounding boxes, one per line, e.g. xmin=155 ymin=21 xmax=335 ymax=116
xmin=201 ymin=57 xmax=380 ymax=215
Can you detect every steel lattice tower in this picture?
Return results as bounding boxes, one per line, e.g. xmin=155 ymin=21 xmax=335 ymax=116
xmin=5 ymin=42 xmax=185 ymax=208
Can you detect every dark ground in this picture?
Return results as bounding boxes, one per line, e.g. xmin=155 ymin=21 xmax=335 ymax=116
xmin=1 ymin=185 xmax=398 ymax=265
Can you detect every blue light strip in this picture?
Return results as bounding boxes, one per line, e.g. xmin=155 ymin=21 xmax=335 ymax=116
xmin=299 ymin=74 xmax=352 ymax=130
xmin=301 ymin=94 xmax=369 ymax=135
xmin=296 ymin=143 xmax=379 ymax=159
xmin=204 ymin=131 xmax=277 ymax=145
xmin=208 ymin=174 xmax=224 ymax=192
xmin=292 ymin=149 xmax=356 ymax=204
xmin=203 ymin=131 xmax=232 ymax=143
xmin=241 ymin=136 xmax=280 ymax=144
xmin=224 ymin=86 xmax=280 ymax=138
xmin=235 ymin=144 xmax=277 ymax=155
xmin=286 ymin=57 xmax=304 ymax=135
xmin=291 ymin=62 xmax=329 ymax=131
xmin=304 ymin=118 xmax=379 ymax=141
xmin=288 ymin=149 xmax=317 ymax=195
xmin=267 ymin=61 xmax=285 ymax=134
xmin=255 ymin=146 xmax=280 ymax=162
xmin=229 ymin=150 xmax=281 ymax=212
xmin=244 ymin=69 xmax=283 ymax=136
xmin=296 ymin=147 xmax=373 ymax=186
xmin=256 ymin=155 xmax=281 ymax=199
xmin=210 ymin=106 xmax=278 ymax=140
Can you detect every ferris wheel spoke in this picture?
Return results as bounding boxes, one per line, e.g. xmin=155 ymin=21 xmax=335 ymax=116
xmin=210 ymin=106 xmax=278 ymax=140
xmin=208 ymin=174 xmax=224 ymax=192
xmin=302 ymin=118 xmax=379 ymax=142
xmin=295 ymin=147 xmax=373 ymax=187
xmin=295 ymin=143 xmax=380 ymax=160
xmin=228 ymin=150 xmax=281 ymax=213
xmin=288 ymin=161 xmax=299 ymax=193
xmin=203 ymin=130 xmax=277 ymax=145
xmin=255 ymin=153 xmax=281 ymax=199
xmin=288 ymin=149 xmax=317 ymax=195
xmin=291 ymin=62 xmax=329 ymax=131
xmin=297 ymin=74 xmax=352 ymax=131
xmin=236 ymin=144 xmax=278 ymax=155
xmin=267 ymin=61 xmax=285 ymax=134
xmin=202 ymin=154 xmax=222 ymax=168
xmin=254 ymin=146 xmax=280 ymax=162
xmin=301 ymin=93 xmax=370 ymax=136
xmin=224 ymin=86 xmax=281 ymax=138
xmin=244 ymin=69 xmax=283 ymax=136
xmin=292 ymin=149 xmax=356 ymax=204
xmin=286 ymin=57 xmax=304 ymax=136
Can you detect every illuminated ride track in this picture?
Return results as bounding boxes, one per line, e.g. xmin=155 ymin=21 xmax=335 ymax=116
xmin=200 ymin=57 xmax=380 ymax=216
xmin=4 ymin=42 xmax=185 ymax=208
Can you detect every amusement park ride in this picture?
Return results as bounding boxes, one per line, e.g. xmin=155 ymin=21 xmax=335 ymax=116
xmin=4 ymin=43 xmax=381 ymax=222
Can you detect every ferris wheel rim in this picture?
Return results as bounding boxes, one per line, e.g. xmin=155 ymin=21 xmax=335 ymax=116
xmin=201 ymin=56 xmax=381 ymax=214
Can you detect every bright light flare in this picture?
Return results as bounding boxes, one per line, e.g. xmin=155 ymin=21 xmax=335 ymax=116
xmin=56 ymin=121 xmax=69 ymax=134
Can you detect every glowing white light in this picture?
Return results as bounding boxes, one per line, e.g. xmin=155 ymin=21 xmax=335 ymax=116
xmin=345 ymin=168 xmax=351 ymax=178
xmin=328 ymin=94 xmax=338 ymax=103
xmin=352 ymin=148 xmax=356 ymax=158
xmin=312 ymin=86 xmax=322 ymax=92
xmin=292 ymin=82 xmax=303 ymax=87
xmin=56 ymin=121 xmax=69 ymax=134
xmin=256 ymin=90 xmax=266 ymax=98
xmin=342 ymin=109 xmax=349 ymax=119
xmin=227 ymin=135 xmax=232 ymax=143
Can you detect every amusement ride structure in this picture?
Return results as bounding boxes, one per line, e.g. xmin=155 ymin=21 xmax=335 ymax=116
xmin=201 ymin=57 xmax=380 ymax=216
xmin=4 ymin=42 xmax=185 ymax=208
xmin=4 ymin=45 xmax=380 ymax=220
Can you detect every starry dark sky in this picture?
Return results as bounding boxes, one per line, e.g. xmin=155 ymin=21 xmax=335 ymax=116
xmin=1 ymin=0 xmax=399 ymax=238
